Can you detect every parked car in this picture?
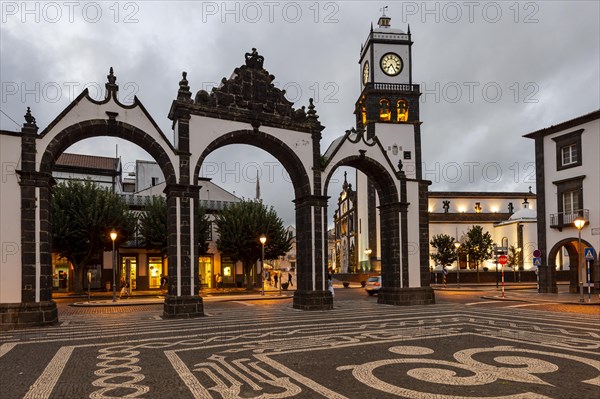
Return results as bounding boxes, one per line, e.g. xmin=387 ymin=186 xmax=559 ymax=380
xmin=365 ymin=275 xmax=381 ymax=295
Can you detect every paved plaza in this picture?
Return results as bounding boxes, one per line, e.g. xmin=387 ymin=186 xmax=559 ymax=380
xmin=1 ymin=293 xmax=599 ymax=399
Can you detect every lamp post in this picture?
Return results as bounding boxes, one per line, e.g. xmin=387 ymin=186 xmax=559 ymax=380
xmin=454 ymin=241 xmax=461 ymax=288
xmin=364 ymin=248 xmax=372 ymax=271
xmin=110 ymin=229 xmax=117 ymax=302
xmin=260 ymin=235 xmax=266 ymax=296
xmin=574 ymin=218 xmax=586 ymax=303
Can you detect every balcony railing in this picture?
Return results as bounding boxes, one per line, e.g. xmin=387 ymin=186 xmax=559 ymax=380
xmin=367 ymin=83 xmax=420 ymax=93
xmin=549 ymin=209 xmax=589 ymax=228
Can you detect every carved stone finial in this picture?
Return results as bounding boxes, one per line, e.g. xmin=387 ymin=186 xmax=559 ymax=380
xmin=528 ymin=186 xmax=532 ymax=193
xmin=105 ymin=67 xmax=118 ymax=97
xmin=343 ymin=171 xmax=348 ymax=190
xmin=398 ymin=159 xmax=404 ymax=173
xmin=24 ymin=107 xmax=37 ymax=126
xmin=177 ymin=71 xmax=192 ymax=102
xmin=244 ymin=48 xmax=264 ymax=69
xmin=307 ymin=98 xmax=320 ymax=120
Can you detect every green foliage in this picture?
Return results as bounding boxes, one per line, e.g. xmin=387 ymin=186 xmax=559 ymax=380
xmin=51 ymin=180 xmax=136 ymax=291
xmin=138 ymin=196 xmax=168 ymax=254
xmin=508 ymin=245 xmax=521 ymax=269
xmin=138 ymin=196 xmax=211 ymax=255
xmin=430 ymin=234 xmax=458 ymax=268
xmin=463 ymin=225 xmax=494 ymax=270
xmin=214 ymin=200 xmax=292 ymax=288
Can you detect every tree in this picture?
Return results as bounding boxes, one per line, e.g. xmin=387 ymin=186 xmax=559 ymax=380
xmin=51 ymin=180 xmax=137 ymax=292
xmin=138 ymin=196 xmax=211 ymax=256
xmin=430 ymin=234 xmax=458 ymax=269
xmin=464 ymin=225 xmax=494 ymax=282
xmin=214 ymin=200 xmax=292 ymax=290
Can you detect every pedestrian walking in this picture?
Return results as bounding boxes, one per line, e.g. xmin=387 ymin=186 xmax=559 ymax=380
xmin=287 ymin=272 xmax=293 ymax=286
xmin=327 ymin=268 xmax=335 ymax=298
xmin=119 ymin=277 xmax=129 ymax=299
xmin=274 ymin=273 xmax=279 ymax=288
xmin=216 ymin=273 xmax=223 ymax=289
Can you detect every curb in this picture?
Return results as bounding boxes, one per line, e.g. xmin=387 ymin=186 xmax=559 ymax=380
xmin=481 ymin=295 xmax=600 ymax=306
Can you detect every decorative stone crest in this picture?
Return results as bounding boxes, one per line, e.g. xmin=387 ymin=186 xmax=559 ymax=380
xmin=177 ymin=71 xmax=193 ymax=102
xmin=244 ymin=48 xmax=264 ymax=69
xmin=184 ymin=50 xmax=324 ymax=133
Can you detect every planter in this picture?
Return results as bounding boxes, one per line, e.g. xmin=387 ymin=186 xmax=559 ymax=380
xmin=360 ymin=281 xmax=367 ymax=288
xmin=342 ymin=282 xmax=350 ymax=288
xmin=281 ymin=283 xmax=289 ymax=290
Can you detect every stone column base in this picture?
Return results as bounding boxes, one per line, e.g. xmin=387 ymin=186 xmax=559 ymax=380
xmin=377 ymin=287 xmax=435 ymax=306
xmin=163 ymin=295 xmax=204 ymax=319
xmin=0 ymin=301 xmax=58 ymax=330
xmin=293 ymin=290 xmax=333 ymax=310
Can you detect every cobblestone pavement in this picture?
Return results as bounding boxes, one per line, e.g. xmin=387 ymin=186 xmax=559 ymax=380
xmin=1 ymin=297 xmax=599 ymax=398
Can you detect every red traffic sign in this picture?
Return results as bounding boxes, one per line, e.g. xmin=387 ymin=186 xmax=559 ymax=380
xmin=533 ymin=249 xmax=541 ymax=258
xmin=498 ymin=255 xmax=508 ymax=265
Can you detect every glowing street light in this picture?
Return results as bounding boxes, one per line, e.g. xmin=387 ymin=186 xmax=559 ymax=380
xmin=574 ymin=217 xmax=586 ymax=303
xmin=110 ymin=229 xmax=118 ymax=302
xmin=260 ymin=235 xmax=267 ymax=296
xmin=454 ymin=241 xmax=461 ymax=288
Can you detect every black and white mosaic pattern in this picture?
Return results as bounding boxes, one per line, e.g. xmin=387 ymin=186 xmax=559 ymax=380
xmin=1 ymin=302 xmax=598 ymax=398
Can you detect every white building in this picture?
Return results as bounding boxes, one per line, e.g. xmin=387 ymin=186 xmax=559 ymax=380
xmin=428 ymin=191 xmax=538 ymax=280
xmin=524 ymin=109 xmax=599 ymax=293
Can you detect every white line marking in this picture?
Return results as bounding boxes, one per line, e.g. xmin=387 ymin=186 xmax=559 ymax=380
xmin=23 ymin=346 xmax=74 ymax=399
xmin=234 ymin=301 xmax=255 ymax=307
xmin=0 ymin=343 xmax=17 ymax=358
xmin=506 ymin=302 xmax=560 ymax=308
xmin=465 ymin=301 xmax=501 ymax=306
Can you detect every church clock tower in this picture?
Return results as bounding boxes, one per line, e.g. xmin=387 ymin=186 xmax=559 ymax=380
xmin=354 ymin=10 xmax=427 ymax=285
xmin=356 ymin=10 xmax=420 ymax=143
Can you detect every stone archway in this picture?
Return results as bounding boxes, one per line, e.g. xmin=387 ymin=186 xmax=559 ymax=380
xmin=548 ymin=238 xmax=597 ymax=293
xmin=324 ymin=153 xmax=434 ymax=306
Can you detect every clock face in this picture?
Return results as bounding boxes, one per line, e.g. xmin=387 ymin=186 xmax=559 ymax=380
xmin=362 ymin=61 xmax=369 ymax=85
xmin=380 ymin=53 xmax=403 ymax=76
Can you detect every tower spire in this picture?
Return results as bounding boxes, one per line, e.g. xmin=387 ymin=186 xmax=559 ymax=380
xmin=256 ymin=170 xmax=261 ymax=200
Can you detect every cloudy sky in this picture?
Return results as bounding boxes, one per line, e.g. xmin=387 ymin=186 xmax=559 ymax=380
xmin=1 ymin=1 xmax=599 ymax=226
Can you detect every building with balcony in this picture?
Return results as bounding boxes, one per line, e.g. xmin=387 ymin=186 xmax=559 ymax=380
xmin=524 ymin=109 xmax=599 ymax=293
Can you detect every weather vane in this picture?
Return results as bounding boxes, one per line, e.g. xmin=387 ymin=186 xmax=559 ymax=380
xmin=380 ymin=6 xmax=388 ymax=16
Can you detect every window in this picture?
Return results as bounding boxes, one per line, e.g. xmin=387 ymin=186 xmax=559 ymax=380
xmin=553 ymin=175 xmax=585 ymax=225
xmin=397 ymin=100 xmax=408 ymax=122
xmin=361 ymin=105 xmax=367 ymax=126
xmin=151 ymin=177 xmax=159 ymax=186
xmin=563 ymin=190 xmax=579 ymax=214
xmin=379 ymin=99 xmax=391 ymax=122
xmin=552 ymin=129 xmax=583 ymax=170
xmin=561 ymin=144 xmax=577 ymax=166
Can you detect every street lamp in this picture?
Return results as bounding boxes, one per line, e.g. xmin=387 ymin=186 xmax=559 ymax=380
xmin=574 ymin=217 xmax=586 ymax=303
xmin=364 ymin=248 xmax=372 ymax=271
xmin=260 ymin=235 xmax=267 ymax=296
xmin=454 ymin=241 xmax=461 ymax=288
xmin=110 ymin=229 xmax=117 ymax=302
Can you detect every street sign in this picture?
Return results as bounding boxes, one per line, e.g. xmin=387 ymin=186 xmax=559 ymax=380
xmin=533 ymin=249 xmax=541 ymax=258
xmin=533 ymin=257 xmax=542 ymax=266
xmin=584 ymin=247 xmax=596 ymax=260
xmin=498 ymin=255 xmax=508 ymax=265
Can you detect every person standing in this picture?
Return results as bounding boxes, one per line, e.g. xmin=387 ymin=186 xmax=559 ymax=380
xmin=327 ymin=268 xmax=335 ymax=297
xmin=274 ymin=272 xmax=279 ymax=288
xmin=216 ymin=273 xmax=223 ymax=290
